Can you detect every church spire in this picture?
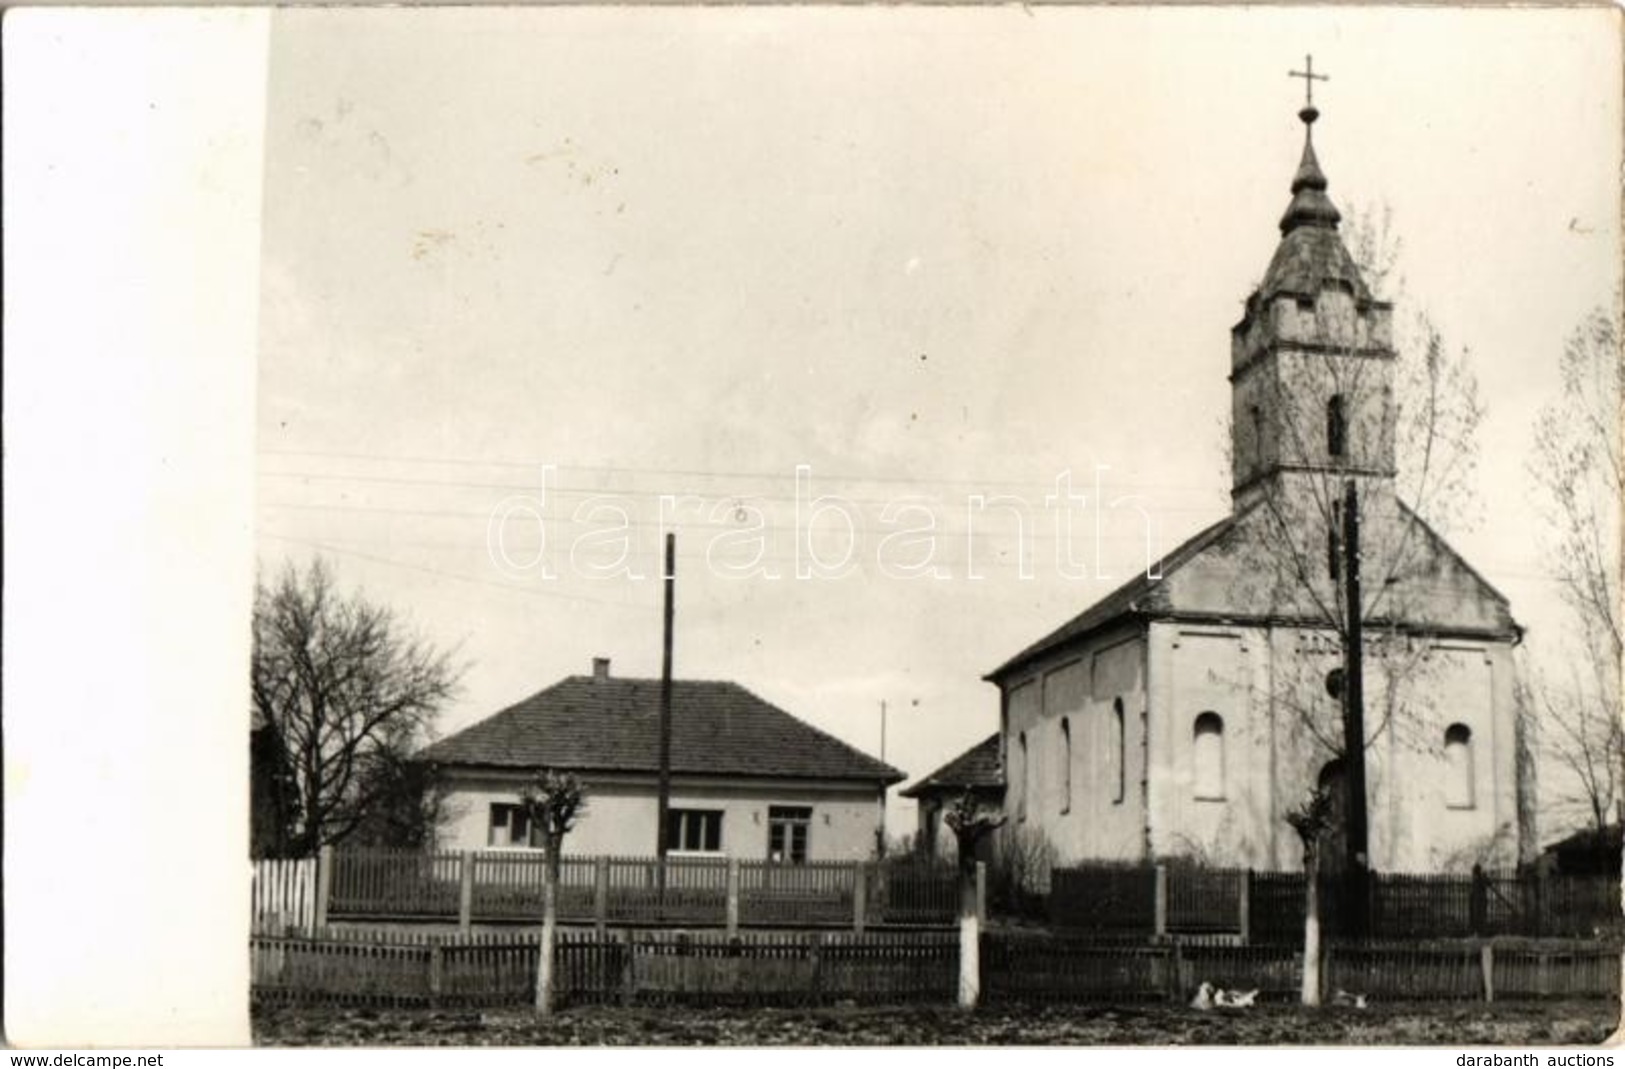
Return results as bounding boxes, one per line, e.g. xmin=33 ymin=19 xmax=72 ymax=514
xmin=1280 ymin=58 xmax=1341 ymax=234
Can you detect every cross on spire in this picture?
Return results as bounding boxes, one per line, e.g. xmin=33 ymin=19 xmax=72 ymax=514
xmin=1289 ymin=54 xmax=1329 ymax=109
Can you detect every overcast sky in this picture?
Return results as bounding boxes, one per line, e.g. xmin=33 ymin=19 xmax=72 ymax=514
xmin=255 ymin=6 xmax=1621 ymax=839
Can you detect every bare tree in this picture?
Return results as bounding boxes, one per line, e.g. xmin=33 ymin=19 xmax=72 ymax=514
xmin=1233 ymin=199 xmax=1492 ymax=784
xmin=1242 ymin=204 xmax=1486 ymax=704
xmin=251 ymin=557 xmax=462 ymax=857
xmin=1529 ymin=308 xmax=1623 ymax=842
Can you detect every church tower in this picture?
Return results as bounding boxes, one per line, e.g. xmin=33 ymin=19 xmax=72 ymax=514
xmin=1229 ymin=86 xmax=1398 ymax=523
xmin=985 ymin=62 xmax=1525 ymax=875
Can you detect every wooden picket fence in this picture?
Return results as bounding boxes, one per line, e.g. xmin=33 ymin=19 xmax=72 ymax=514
xmin=250 ymin=924 xmax=1622 ymax=1009
xmin=252 ymin=857 xmax=319 ymax=935
xmin=317 ymin=849 xmax=962 ymax=929
xmin=251 ymin=927 xmax=537 ymax=1008
xmin=251 ymin=927 xmax=956 ymax=1009
xmin=1052 ymin=863 xmax=1622 ymax=943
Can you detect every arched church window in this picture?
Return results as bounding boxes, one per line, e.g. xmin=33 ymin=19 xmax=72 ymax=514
xmin=1111 ymin=698 xmax=1126 ymax=804
xmin=1327 ymin=394 xmax=1347 ymax=459
xmin=1017 ymin=731 xmax=1028 ymax=822
xmin=1444 ymin=723 xmax=1474 ymax=809
xmin=1317 ymin=759 xmax=1348 ymax=872
xmin=1193 ymin=712 xmax=1225 ymax=801
xmin=1060 ymin=717 xmax=1072 ymax=815
xmin=1249 ymin=404 xmax=1265 ymax=467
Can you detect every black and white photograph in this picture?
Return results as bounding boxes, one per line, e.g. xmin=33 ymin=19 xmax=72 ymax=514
xmin=5 ymin=3 xmax=1622 ymax=1054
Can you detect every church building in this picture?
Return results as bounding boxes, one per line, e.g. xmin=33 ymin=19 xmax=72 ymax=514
xmin=984 ymin=86 xmax=1525 ymax=874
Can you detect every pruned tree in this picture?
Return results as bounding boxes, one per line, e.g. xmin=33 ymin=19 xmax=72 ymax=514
xmin=944 ymin=789 xmax=1007 ymax=881
xmin=1529 ymin=307 xmax=1623 ymax=844
xmin=251 ymin=557 xmax=462 ymax=857
xmin=520 ymin=768 xmax=586 ymax=1016
xmin=943 ymin=790 xmax=1005 ymax=1009
xmin=1286 ymin=786 xmax=1335 ymax=1006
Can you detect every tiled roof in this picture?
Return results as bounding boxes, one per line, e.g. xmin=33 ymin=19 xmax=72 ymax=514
xmin=984 ymin=511 xmax=1241 ymax=682
xmin=418 ymin=675 xmax=904 ymax=786
xmin=899 ymin=734 xmax=1004 ymax=799
xmin=1260 ymin=224 xmax=1372 ymax=304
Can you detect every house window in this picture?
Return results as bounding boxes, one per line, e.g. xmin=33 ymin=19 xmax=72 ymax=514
xmin=1327 ymin=394 xmax=1347 ymax=459
xmin=666 ymin=808 xmax=723 ymax=853
xmin=1193 ymin=712 xmax=1225 ymax=801
xmin=767 ymin=805 xmax=812 ymax=864
xmin=488 ymin=803 xmax=543 ymax=848
xmin=1060 ymin=717 xmax=1073 ymax=815
xmin=1016 ymin=732 xmax=1029 ymax=822
xmin=1445 ymin=724 xmax=1475 ymax=809
xmin=1111 ymin=698 xmax=1126 ymax=804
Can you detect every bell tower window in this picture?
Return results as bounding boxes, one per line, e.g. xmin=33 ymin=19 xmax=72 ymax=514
xmin=1327 ymin=394 xmax=1347 ymax=459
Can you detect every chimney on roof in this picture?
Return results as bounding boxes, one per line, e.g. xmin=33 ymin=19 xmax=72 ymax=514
xmin=592 ymin=657 xmax=611 ymax=682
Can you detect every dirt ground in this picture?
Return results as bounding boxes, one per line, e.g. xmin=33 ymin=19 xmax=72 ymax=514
xmin=253 ymin=999 xmax=1621 ymax=1047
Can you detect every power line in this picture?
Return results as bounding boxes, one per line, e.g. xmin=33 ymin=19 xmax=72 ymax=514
xmin=257 ymin=466 xmax=1228 ymax=508
xmin=260 ymin=533 xmax=657 ymax=611
xmin=258 ymin=497 xmax=1228 ymax=530
xmin=256 ymin=446 xmax=1227 ymax=495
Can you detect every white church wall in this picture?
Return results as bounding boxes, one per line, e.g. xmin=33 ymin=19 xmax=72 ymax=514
xmin=1374 ymin=642 xmax=1519 ymax=872
xmin=998 ymin=624 xmax=1148 ymax=865
xmin=1141 ymin=621 xmax=1520 ymax=874
xmin=1149 ymin=622 xmax=1275 ymax=867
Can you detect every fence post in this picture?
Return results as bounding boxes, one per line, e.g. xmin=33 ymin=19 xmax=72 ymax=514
xmin=1470 ymin=864 xmax=1487 ymax=936
xmin=458 ymin=851 xmax=475 ymax=932
xmin=1169 ymin=940 xmax=1185 ymax=1002
xmin=594 ymin=857 xmax=611 ymax=936
xmin=429 ymin=942 xmax=445 ymax=1006
xmin=853 ymin=862 xmax=868 ymax=934
xmin=1480 ymin=943 xmax=1495 ymax=1002
xmin=1153 ymin=864 xmax=1168 ymax=939
xmin=1238 ymin=869 xmax=1252 ymax=943
xmin=620 ymin=930 xmax=636 ymax=1006
xmin=809 ymin=932 xmax=825 ymax=1004
xmin=314 ymin=845 xmax=334 ymax=933
xmin=976 ymin=861 xmax=987 ymax=925
xmin=726 ymin=858 xmax=741 ymax=936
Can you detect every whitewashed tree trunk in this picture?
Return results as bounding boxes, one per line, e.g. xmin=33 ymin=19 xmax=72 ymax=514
xmin=536 ymin=843 xmax=560 ymax=1015
xmin=1301 ymin=846 xmax=1322 ymax=1007
xmin=957 ymin=864 xmax=980 ymax=1008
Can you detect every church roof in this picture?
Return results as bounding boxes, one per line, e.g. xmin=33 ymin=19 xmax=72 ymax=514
xmin=985 ymin=497 xmax=1520 ymax=685
xmin=1256 ymin=105 xmax=1373 ymax=305
xmin=984 ymin=510 xmax=1244 ymax=683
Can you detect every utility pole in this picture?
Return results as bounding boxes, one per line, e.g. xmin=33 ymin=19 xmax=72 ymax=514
xmin=1341 ymin=478 xmax=1372 ymax=940
xmin=656 ymin=533 xmax=675 ymax=899
xmin=878 ymin=700 xmax=888 ymax=858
